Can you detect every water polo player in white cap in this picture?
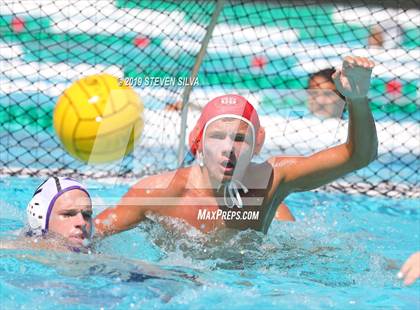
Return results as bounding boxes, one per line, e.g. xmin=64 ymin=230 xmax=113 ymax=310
xmin=25 ymin=177 xmax=93 ymax=249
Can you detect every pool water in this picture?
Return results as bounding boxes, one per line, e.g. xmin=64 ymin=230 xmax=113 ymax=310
xmin=0 ymin=176 xmax=419 ymax=309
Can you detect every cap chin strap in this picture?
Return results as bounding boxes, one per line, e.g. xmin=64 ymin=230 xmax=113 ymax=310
xmin=224 ymin=179 xmax=248 ymax=208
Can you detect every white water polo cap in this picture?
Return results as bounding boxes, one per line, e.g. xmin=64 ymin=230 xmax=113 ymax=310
xmin=26 ymin=177 xmax=91 ymax=235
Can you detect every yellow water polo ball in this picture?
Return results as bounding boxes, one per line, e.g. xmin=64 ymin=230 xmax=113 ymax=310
xmin=53 ymin=74 xmax=143 ymax=164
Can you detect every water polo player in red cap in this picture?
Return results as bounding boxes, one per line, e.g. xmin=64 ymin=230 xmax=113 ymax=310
xmin=95 ymin=56 xmax=377 ymax=235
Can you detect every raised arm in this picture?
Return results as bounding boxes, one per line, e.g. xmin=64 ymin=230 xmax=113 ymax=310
xmin=271 ymin=56 xmax=378 ymax=193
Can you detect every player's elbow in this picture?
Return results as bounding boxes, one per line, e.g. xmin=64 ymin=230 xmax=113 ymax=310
xmin=365 ymin=138 xmax=379 ymax=165
xmin=347 ymin=141 xmax=378 ymax=170
xmin=352 ymin=147 xmax=377 ymax=169
xmin=368 ymin=131 xmax=379 ymax=161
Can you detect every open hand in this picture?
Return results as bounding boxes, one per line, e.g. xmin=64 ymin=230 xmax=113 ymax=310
xmin=398 ymin=252 xmax=420 ymax=286
xmin=332 ymin=56 xmax=375 ymax=100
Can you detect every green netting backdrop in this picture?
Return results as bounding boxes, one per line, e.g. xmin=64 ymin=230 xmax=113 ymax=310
xmin=0 ymin=0 xmax=418 ymax=198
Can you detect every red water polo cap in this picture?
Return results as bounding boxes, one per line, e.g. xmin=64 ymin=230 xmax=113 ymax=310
xmin=189 ymin=94 xmax=265 ymax=156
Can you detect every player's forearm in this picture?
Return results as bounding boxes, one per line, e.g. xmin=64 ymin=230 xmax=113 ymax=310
xmin=345 ymin=97 xmax=378 ymax=167
xmin=94 ymin=204 xmax=147 ymax=237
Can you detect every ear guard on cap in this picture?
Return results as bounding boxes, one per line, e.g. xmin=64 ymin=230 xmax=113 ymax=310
xmin=188 ymin=125 xmax=203 ymax=157
xmin=254 ymin=126 xmax=265 ymax=155
xmin=27 ymin=195 xmax=48 ymax=235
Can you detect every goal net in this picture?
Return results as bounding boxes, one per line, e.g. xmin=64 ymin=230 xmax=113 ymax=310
xmin=0 ymin=0 xmax=418 ymax=198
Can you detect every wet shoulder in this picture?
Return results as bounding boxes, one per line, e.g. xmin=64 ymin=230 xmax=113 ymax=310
xmin=131 ymin=167 xmax=193 ymax=195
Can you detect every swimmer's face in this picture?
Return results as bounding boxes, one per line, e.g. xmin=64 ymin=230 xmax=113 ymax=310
xmin=308 ymin=75 xmax=344 ymax=118
xmin=48 ymin=190 xmax=92 ymax=247
xmin=202 ymin=118 xmax=254 ymax=182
